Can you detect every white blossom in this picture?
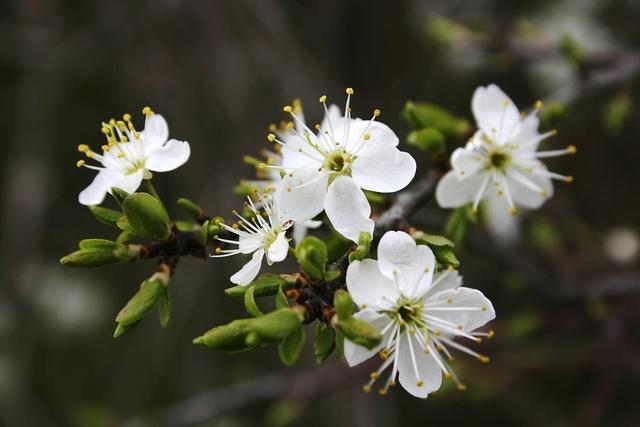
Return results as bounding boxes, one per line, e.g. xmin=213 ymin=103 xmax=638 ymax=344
xmin=344 ymin=231 xmax=495 ymax=398
xmin=436 ymin=84 xmax=575 ymax=216
xmin=77 ymin=107 xmax=190 ymax=206
xmin=211 ymin=195 xmax=292 ymax=286
xmin=267 ymin=89 xmax=416 ymax=243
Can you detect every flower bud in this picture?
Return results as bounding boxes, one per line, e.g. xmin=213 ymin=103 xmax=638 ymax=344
xmin=337 ymin=316 xmax=381 ymax=350
xmin=123 ymin=192 xmax=172 ymax=240
xmin=407 ymin=128 xmax=445 ymax=153
xmin=333 ymin=289 xmax=353 ymax=320
xmin=177 ymin=197 xmax=205 ymax=220
xmin=349 ymin=231 xmax=372 ymax=263
xmin=294 ymin=236 xmax=328 ymax=280
xmin=402 ymin=101 xmax=469 ymax=136
xmin=114 ymin=274 xmax=169 ymax=335
xmin=251 ymin=307 xmax=304 ymax=341
xmin=193 ymin=319 xmax=258 ymax=352
xmin=225 ymin=274 xmax=290 ymax=298
xmin=60 ymin=239 xmax=139 ymax=267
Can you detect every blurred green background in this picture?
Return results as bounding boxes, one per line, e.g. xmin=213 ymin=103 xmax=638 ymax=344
xmin=1 ymin=0 xmax=640 ymax=426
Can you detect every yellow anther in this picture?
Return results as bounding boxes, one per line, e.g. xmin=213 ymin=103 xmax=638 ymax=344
xmin=457 ymin=383 xmax=467 ymax=391
xmin=390 ymin=380 xmax=397 ymax=387
xmin=541 ymin=190 xmax=549 ymax=197
xmin=477 ymin=355 xmax=490 ymax=364
xmin=363 ymin=133 xmax=370 ymax=140
xmin=446 ymin=298 xmax=453 ymax=304
xmin=116 ymin=121 xmax=127 ymax=131
xmin=283 ymin=105 xmax=293 ymax=113
xmin=508 ymin=207 xmax=518 ymax=216
xmin=535 ymin=100 xmax=544 ymax=110
xmin=76 ymin=160 xmax=85 ymax=168
xmin=378 ymin=388 xmax=388 ymax=395
xmin=370 ymin=372 xmax=380 ymax=380
xmin=77 ymin=144 xmax=89 ymax=152
xmin=362 ymin=385 xmax=372 ymax=393
xmin=215 ymin=247 xmax=222 ymax=254
xmin=551 ymin=128 xmax=558 ymax=135
xmin=416 ymin=380 xmax=424 ymax=387
xmin=565 ymin=176 xmax=574 ymax=183
xmin=268 ymin=123 xmax=277 ymax=132
xmin=267 ymin=133 xmax=276 ymax=142
xmin=457 ymin=325 xmax=463 ymax=330
xmin=123 ymin=113 xmax=132 ymax=121
xmin=232 ymin=223 xmax=239 ymax=229
xmin=101 ymin=145 xmax=110 ymax=151
xmin=101 ymin=127 xmax=111 ymax=134
xmin=503 ymin=99 xmax=510 ymax=106
xmin=117 ymin=153 xmax=125 ymax=158
xmin=142 ymin=106 xmax=154 ymax=116
xmin=444 ymin=372 xmax=452 ymax=379
xmin=487 ymin=330 xmax=495 ymax=339
xmin=85 ymin=151 xmax=95 ymax=158
xmin=346 ymin=87 xmax=354 ymax=95
xmin=373 ymin=109 xmax=381 ymax=117
xmin=567 ymin=145 xmax=577 ymax=154
xmin=481 ymin=306 xmax=488 ymax=312
xmin=319 ymin=95 xmax=327 ymax=103
xmin=285 ymin=121 xmax=294 ymax=129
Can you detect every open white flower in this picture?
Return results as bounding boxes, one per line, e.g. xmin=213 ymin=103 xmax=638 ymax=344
xmin=268 ymin=89 xmax=416 ymax=243
xmin=212 ymin=194 xmax=292 ymax=286
xmin=436 ymin=84 xmax=575 ymax=215
xmin=76 ymin=107 xmax=190 ymax=206
xmin=344 ymin=231 xmax=495 ymax=398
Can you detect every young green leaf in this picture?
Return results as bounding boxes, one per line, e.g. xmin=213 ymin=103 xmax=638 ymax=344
xmin=225 ymin=274 xmax=290 ymax=297
xmin=313 ymin=323 xmax=335 ymax=364
xmin=123 ymin=192 xmax=172 ymax=240
xmin=158 ymin=289 xmax=171 ymax=328
xmin=244 ymin=285 xmax=264 ymax=317
xmin=88 ymin=205 xmax=122 ymax=228
xmin=278 ymin=327 xmax=306 ymax=366
xmin=295 ymin=236 xmax=328 ymax=280
xmin=275 ymin=285 xmax=289 ymax=310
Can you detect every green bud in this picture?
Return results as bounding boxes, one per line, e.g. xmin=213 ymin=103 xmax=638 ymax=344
xmin=278 ymin=327 xmax=306 ymax=366
xmin=205 ymin=217 xmax=225 ymax=244
xmin=193 ymin=319 xmax=257 ymax=352
xmin=175 ymin=221 xmax=197 ymax=232
xmin=115 ymin=275 xmax=169 ymax=328
xmin=431 ymin=245 xmax=460 ymax=268
xmin=233 ymin=181 xmax=256 ymax=198
xmin=110 ymin=187 xmax=130 ymax=206
xmin=402 ymin=101 xmax=469 ymax=136
xmin=225 ymin=274 xmax=291 ymax=298
xmin=333 ymin=289 xmax=354 ymax=320
xmin=559 ymin=33 xmax=585 ymax=68
xmin=412 ymin=231 xmax=454 ymax=248
xmin=349 ymin=231 xmax=372 ymax=263
xmin=88 ymin=205 xmax=122 ymax=228
xmin=251 ymin=308 xmax=304 ymax=341
xmin=123 ymin=192 xmax=172 ymax=240
xmin=177 ymin=197 xmax=205 ymax=220
xmin=78 ymin=238 xmax=121 ymax=250
xmin=113 ymin=321 xmax=140 ymax=338
xmin=313 ymin=323 xmax=335 ymax=364
xmin=295 ymin=236 xmax=327 ymax=280
xmin=60 ymin=248 xmax=123 ymax=267
xmin=338 ymin=316 xmax=381 ymax=350
xmin=407 ymin=128 xmax=445 ymax=153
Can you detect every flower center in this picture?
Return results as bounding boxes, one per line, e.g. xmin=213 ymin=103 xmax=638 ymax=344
xmin=324 ymin=150 xmax=353 ymax=174
xmin=387 ymin=297 xmax=426 ymax=329
xmin=488 ymin=150 xmax=510 ymax=170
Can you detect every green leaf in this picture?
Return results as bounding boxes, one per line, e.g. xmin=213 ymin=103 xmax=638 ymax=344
xmin=407 ymin=128 xmax=445 ymax=153
xmin=158 ymin=289 xmax=171 ymax=328
xmin=278 ymin=327 xmax=306 ymax=366
xmin=116 ymin=216 xmax=137 ymax=235
xmin=110 ymin=187 xmax=130 ymax=206
xmin=333 ymin=289 xmax=353 ymax=320
xmin=402 ymin=101 xmax=469 ymax=136
xmin=275 ymin=285 xmax=289 ymax=309
xmin=116 ymin=231 xmax=133 ymax=244
xmin=295 ymin=236 xmax=327 ymax=280
xmin=225 ymin=274 xmax=291 ymax=297
xmin=177 ymin=197 xmax=205 ymax=219
xmin=244 ymin=286 xmax=264 ymax=317
xmin=431 ymin=245 xmax=460 ymax=268
xmin=413 ymin=231 xmax=454 ymax=248
xmin=78 ymin=239 xmax=120 ymax=250
xmin=313 ymin=323 xmax=335 ymax=364
xmin=88 ymin=206 xmax=122 ymax=228
xmin=123 ymin=192 xmax=172 ymax=240
xmin=338 ymin=317 xmax=381 ymax=350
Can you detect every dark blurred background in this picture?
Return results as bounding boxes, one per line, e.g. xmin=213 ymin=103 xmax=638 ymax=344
xmin=2 ymin=0 xmax=640 ymax=426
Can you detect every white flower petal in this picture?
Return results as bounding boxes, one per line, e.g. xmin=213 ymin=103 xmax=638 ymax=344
xmin=280 ymin=132 xmax=324 ymax=169
xmin=275 ymin=169 xmax=328 ymax=223
xmin=346 ymin=259 xmax=398 ymax=310
xmin=483 ymin=194 xmax=521 ymax=246
xmin=324 ymin=176 xmax=374 ymax=243
xmin=351 ymin=144 xmax=416 ymax=193
xmin=513 ymin=111 xmax=541 ymax=150
xmin=424 ymin=270 xmax=462 ymax=299
xmin=230 ymin=249 xmax=264 ymax=286
xmin=344 ymin=310 xmax=390 ymax=367
xmin=508 ymin=170 xmax=553 ymax=209
xmin=426 ymin=287 xmax=495 ymax=332
xmin=436 ymin=170 xmax=491 ymax=208
xmin=320 ymin=104 xmax=342 ymax=133
xmin=142 ymin=114 xmax=169 ymax=148
xmin=266 ymin=232 xmax=289 ymax=264
xmin=238 ymin=233 xmax=262 ymax=253
xmin=346 ymin=120 xmax=400 ymax=148
xmin=110 ymin=169 xmax=145 ymax=195
xmin=471 ymin=84 xmax=521 ymax=145
xmin=78 ymin=170 xmax=115 ymax=206
xmin=292 ymin=219 xmax=322 ymax=244
xmin=145 ymin=139 xmax=191 ymax=172
xmin=397 ymin=334 xmax=442 ymax=398
xmin=450 ymin=147 xmax=485 ymax=180
xmin=377 ymin=231 xmax=435 ymax=298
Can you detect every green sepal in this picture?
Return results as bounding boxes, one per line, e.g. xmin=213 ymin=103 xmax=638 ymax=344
xmin=407 ymin=127 xmax=445 ymax=153
xmin=337 ymin=316 xmax=381 ymax=350
xmin=349 ymin=231 xmax=372 ymax=263
xmin=295 ymin=236 xmax=327 ymax=281
xmin=113 ymin=320 xmax=141 ymax=338
xmin=244 ymin=286 xmax=264 ymax=317
xmin=275 ymin=285 xmax=289 ymax=309
xmin=158 ymin=289 xmax=171 ymax=328
xmin=225 ymin=274 xmax=291 ymax=297
xmin=278 ymin=327 xmax=306 ymax=366
xmin=88 ymin=205 xmax=122 ymax=228
xmin=333 ymin=289 xmax=353 ymax=320
xmin=402 ymin=101 xmax=469 ymax=136
xmin=313 ymin=323 xmax=335 ymax=364
xmin=123 ymin=192 xmax=172 ymax=240
xmin=177 ymin=197 xmax=205 ymax=220
xmin=110 ymin=187 xmax=130 ymax=207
